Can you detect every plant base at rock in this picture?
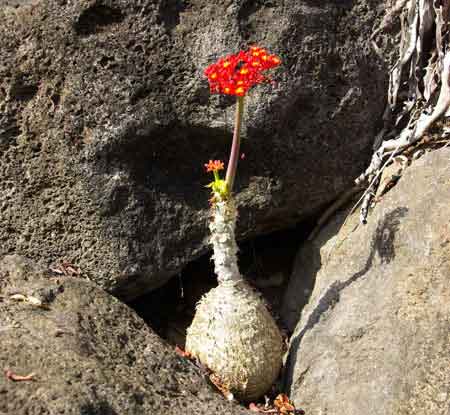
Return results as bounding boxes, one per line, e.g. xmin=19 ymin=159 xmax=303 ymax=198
xmin=186 ymin=279 xmax=283 ymax=401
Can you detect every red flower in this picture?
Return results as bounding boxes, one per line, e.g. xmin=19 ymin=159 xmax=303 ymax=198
xmin=204 ymin=159 xmax=225 ymax=172
xmin=204 ymin=46 xmax=281 ymax=97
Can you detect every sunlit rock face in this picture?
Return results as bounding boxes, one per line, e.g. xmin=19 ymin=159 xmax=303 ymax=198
xmin=283 ymin=148 xmax=450 ymax=415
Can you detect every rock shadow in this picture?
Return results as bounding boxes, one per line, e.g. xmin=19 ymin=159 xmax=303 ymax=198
xmin=74 ymin=4 xmax=125 ymax=37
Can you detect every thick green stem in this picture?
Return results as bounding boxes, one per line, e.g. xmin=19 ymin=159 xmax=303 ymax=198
xmin=225 ymin=96 xmax=245 ymax=192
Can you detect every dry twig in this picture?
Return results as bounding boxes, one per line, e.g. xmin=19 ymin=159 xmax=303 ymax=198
xmin=5 ymin=369 xmax=36 ymax=382
xmin=49 ymin=260 xmax=80 ymax=276
xmin=9 ymin=293 xmax=49 ymax=309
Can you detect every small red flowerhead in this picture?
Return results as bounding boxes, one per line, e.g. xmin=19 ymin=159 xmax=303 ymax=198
xmin=204 ymin=46 xmax=281 ymax=97
xmin=204 ymin=160 xmax=228 ymax=202
xmin=204 ymin=159 xmax=225 ymax=173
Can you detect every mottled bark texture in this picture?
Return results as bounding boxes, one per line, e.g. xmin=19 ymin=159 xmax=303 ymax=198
xmin=186 ymin=279 xmax=283 ymax=401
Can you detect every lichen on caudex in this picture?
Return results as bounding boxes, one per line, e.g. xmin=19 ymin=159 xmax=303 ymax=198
xmin=185 ymin=46 xmax=283 ymax=402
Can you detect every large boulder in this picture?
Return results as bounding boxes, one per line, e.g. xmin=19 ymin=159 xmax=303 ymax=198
xmin=0 ymin=0 xmax=392 ymax=299
xmin=0 ymin=254 xmax=252 ymax=414
xmin=282 ymin=147 xmax=450 ymax=414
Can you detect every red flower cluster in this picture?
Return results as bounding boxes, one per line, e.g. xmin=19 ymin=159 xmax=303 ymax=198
xmin=204 ymin=159 xmax=225 ymax=172
xmin=204 ymin=46 xmax=281 ymax=97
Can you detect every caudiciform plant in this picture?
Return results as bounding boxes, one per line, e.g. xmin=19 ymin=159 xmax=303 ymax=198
xmin=185 ymin=46 xmax=283 ymax=401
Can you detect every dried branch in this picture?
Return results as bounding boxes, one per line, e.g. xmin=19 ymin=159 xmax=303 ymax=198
xmin=389 ymin=0 xmax=418 ymax=108
xmin=5 ymin=369 xmax=36 ymax=382
xmin=354 ymin=0 xmax=450 ymax=223
xmin=371 ymin=0 xmax=410 ymax=40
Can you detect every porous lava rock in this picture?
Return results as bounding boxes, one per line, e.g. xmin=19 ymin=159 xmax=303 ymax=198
xmin=283 ymin=147 xmax=450 ymax=414
xmin=0 ymin=254 xmax=252 ymax=415
xmin=0 ymin=0 xmax=393 ymax=299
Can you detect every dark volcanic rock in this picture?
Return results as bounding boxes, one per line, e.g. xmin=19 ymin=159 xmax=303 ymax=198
xmin=0 ymin=255 xmax=252 ymax=415
xmin=0 ymin=0 xmax=392 ymax=299
xmin=282 ymin=147 xmax=450 ymax=414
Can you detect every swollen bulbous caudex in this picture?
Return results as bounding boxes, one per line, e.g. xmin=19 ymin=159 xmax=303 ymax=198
xmin=186 ymin=280 xmax=283 ymax=401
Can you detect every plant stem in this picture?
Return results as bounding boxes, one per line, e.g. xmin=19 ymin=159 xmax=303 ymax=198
xmin=225 ymin=96 xmax=245 ymax=192
xmin=210 ymin=199 xmax=242 ymax=283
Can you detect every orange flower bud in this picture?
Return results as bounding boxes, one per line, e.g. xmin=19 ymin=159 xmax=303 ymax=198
xmin=205 ymin=160 xmax=225 ymax=172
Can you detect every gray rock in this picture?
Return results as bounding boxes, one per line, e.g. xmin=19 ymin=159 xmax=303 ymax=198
xmin=0 ymin=0 xmax=392 ymax=299
xmin=0 ymin=255 xmax=252 ymax=415
xmin=282 ymin=147 xmax=450 ymax=414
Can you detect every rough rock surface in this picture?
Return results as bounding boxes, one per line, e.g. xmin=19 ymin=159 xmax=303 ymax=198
xmin=0 ymin=0 xmax=393 ymax=299
xmin=282 ymin=147 xmax=450 ymax=414
xmin=0 ymin=254 xmax=252 ymax=415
